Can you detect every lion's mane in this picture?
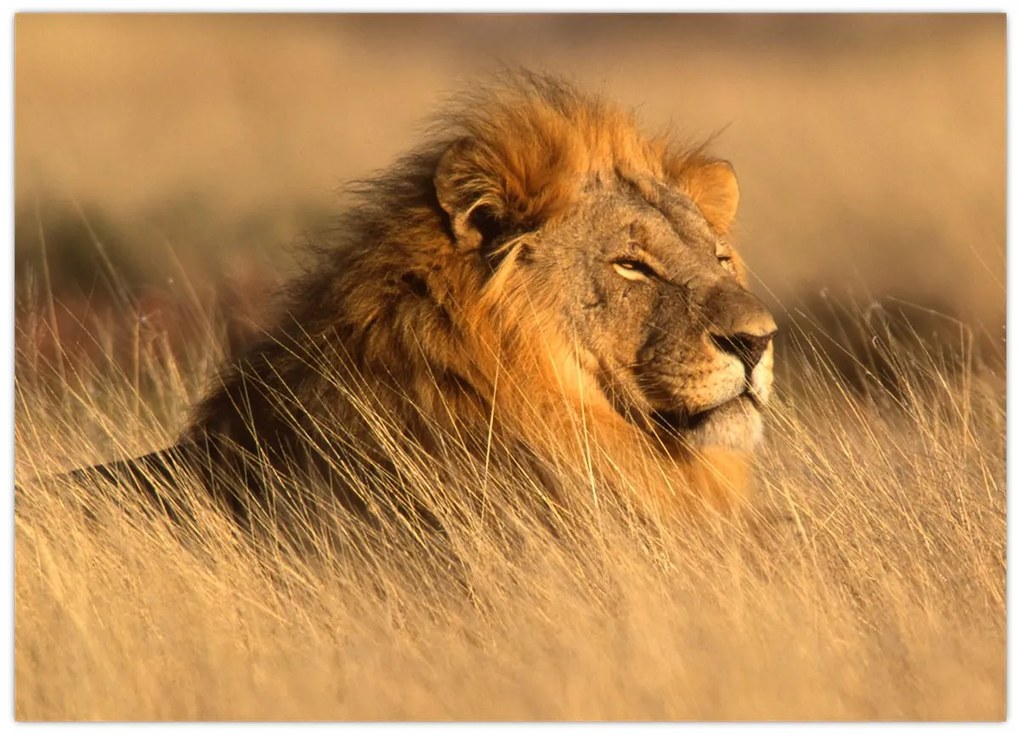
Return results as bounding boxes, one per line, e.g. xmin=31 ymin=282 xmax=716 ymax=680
xmin=183 ymin=72 xmax=755 ymax=521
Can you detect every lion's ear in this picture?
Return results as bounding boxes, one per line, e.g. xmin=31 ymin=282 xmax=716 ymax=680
xmin=676 ymin=160 xmax=740 ymax=235
xmin=436 ymin=136 xmax=574 ymax=251
xmin=435 ymin=139 xmax=508 ymax=251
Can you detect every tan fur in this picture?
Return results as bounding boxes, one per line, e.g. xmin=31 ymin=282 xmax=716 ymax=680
xmin=172 ymin=72 xmax=775 ymax=523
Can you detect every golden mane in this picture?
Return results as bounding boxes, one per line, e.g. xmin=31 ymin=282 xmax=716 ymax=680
xmin=429 ymin=73 xmax=735 ymax=237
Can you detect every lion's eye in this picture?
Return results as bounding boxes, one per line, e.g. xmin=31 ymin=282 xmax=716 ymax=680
xmin=717 ymin=254 xmax=735 ymax=274
xmin=612 ymin=259 xmax=656 ymax=281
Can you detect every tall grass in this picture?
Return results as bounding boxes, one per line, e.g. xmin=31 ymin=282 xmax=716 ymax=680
xmin=14 ymin=292 xmax=1005 ymax=721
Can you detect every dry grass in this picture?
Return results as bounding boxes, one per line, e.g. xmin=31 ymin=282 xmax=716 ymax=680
xmin=14 ymin=301 xmax=1005 ymax=721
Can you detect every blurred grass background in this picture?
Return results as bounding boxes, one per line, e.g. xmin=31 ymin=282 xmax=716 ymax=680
xmin=15 ymin=14 xmax=1005 ymax=376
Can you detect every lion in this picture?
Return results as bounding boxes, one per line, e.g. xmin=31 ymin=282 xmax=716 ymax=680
xmin=75 ymin=72 xmax=776 ymax=528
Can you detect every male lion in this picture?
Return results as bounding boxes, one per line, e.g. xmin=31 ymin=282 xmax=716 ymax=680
xmin=78 ymin=72 xmax=776 ymax=526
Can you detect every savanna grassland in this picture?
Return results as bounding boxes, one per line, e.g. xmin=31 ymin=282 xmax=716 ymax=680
xmin=13 ymin=14 xmax=1005 ymax=721
xmin=15 ymin=299 xmax=1007 ymax=720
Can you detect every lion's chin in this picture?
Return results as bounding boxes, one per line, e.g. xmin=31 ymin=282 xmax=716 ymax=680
xmin=651 ymin=394 xmax=764 ymax=452
xmin=687 ymin=395 xmax=763 ymax=451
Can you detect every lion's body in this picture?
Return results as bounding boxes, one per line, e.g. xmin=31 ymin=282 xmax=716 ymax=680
xmin=90 ymin=73 xmax=777 ymax=524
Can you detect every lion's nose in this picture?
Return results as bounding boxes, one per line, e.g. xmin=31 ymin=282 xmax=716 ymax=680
xmin=711 ymin=330 xmax=776 ymax=371
xmin=703 ymin=282 xmax=778 ymax=370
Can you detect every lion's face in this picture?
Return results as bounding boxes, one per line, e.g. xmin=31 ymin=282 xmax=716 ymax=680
xmin=431 ymin=81 xmax=776 ymax=457
xmin=516 ymin=173 xmax=776 ymax=453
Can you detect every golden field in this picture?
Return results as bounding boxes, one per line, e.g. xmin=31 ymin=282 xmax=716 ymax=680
xmin=13 ymin=14 xmax=1005 ymax=721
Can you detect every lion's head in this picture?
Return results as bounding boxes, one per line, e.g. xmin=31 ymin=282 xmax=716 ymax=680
xmin=429 ymin=75 xmax=776 ymax=462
